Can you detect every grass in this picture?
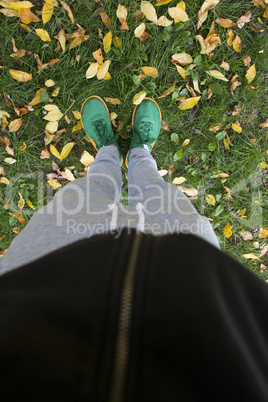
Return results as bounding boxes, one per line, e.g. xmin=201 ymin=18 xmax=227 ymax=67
xmin=0 ymin=0 xmax=267 ymax=277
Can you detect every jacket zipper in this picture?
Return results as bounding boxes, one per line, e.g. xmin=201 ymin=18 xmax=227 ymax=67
xmin=108 ymin=231 xmax=143 ymax=402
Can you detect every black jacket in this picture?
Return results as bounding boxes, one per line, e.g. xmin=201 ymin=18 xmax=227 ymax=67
xmin=0 ymin=229 xmax=268 ymax=401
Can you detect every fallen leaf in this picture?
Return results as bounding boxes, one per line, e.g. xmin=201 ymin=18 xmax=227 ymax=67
xmin=193 ymin=80 xmax=201 ymax=93
xmin=44 ymin=110 xmax=63 ymax=122
xmin=264 ymin=6 xmax=268 ymax=18
xmin=4 ymin=157 xmax=17 ymax=164
xmin=139 ymin=31 xmax=152 ymax=41
xmin=232 ymin=122 xmax=242 ymax=133
xmin=259 ymin=227 xmax=268 ymax=238
xmin=259 ymin=244 xmax=268 ymax=259
xmin=196 ymin=0 xmax=220 ymax=30
xmin=230 ymin=74 xmax=241 ymax=95
xmin=5 ymin=145 xmax=14 ymax=155
xmin=103 ymin=30 xmax=112 ymax=53
xmin=133 ymin=91 xmax=147 ymax=105
xmin=47 ymin=179 xmax=61 ymax=189
xmin=220 ymin=61 xmax=230 ymax=71
xmin=259 ymin=118 xmax=268 ymax=128
xmin=100 ymin=11 xmax=112 ymax=29
xmin=9 ymin=212 xmax=26 ymax=224
xmin=54 ymin=29 xmax=66 ymax=52
xmin=218 ymin=173 xmax=229 ymax=178
xmin=141 ymin=1 xmax=157 ymax=23
xmin=19 ymin=8 xmax=40 ymax=24
xmin=179 ymin=96 xmax=201 ymax=110
xmin=45 ymin=79 xmax=55 ymax=87
xmin=243 ymin=253 xmax=260 ymax=261
xmin=8 ymin=118 xmax=22 ymax=132
xmin=72 ymin=111 xmax=81 ymax=120
xmin=19 ymin=142 xmax=27 ymax=151
xmin=172 ymin=177 xmax=186 ymax=184
xmin=178 ymin=186 xmax=198 ymax=196
xmin=97 ymin=60 xmax=111 ymax=80
xmin=18 ymin=191 xmax=25 ymax=211
xmin=209 ymin=123 xmax=222 ymax=131
xmin=227 ymin=29 xmax=234 ymax=46
xmin=61 ymin=168 xmax=75 ymax=181
xmin=2 ymin=115 xmax=9 ymax=129
xmin=172 ymin=52 xmax=193 ymax=65
xmin=113 ymin=36 xmax=121 ymax=47
xmin=72 ymin=120 xmax=83 ymax=132
xmin=45 ymin=121 xmax=58 ymax=133
xmin=80 ymin=150 xmax=94 ymax=166
xmin=42 ymin=0 xmax=54 ymax=23
xmin=93 ymin=48 xmax=103 ymax=64
xmin=242 ymin=55 xmax=251 ymax=67
xmin=9 ymin=2 xmax=34 ymax=11
xmin=239 ymin=230 xmax=253 ymax=241
xmin=182 ymin=139 xmax=190 ymax=146
xmin=224 ymin=223 xmax=232 ymax=238
xmin=86 ymin=62 xmax=99 ymax=79
xmin=141 ymin=66 xmax=158 ymax=77
xmin=232 ymin=104 xmax=242 ymax=116
xmin=116 ymin=4 xmax=129 ymax=29
xmin=176 ymin=65 xmax=187 ymax=79
xmin=232 ymin=34 xmax=241 ymax=52
xmin=40 ymin=147 xmax=50 ymax=159
xmin=206 ymin=194 xmax=216 ymax=206
xmin=0 ymin=177 xmax=9 ymax=184
xmin=215 ymin=18 xmax=236 ymax=27
xmin=155 ymin=0 xmax=172 ymax=5
xmin=60 ymin=0 xmax=74 ymax=23
xmin=9 ymin=69 xmax=32 ymax=82
xmin=168 ymin=6 xmax=188 ymax=22
xmin=237 ymin=11 xmax=252 ymax=25
xmin=0 ymin=8 xmax=19 ymax=17
xmin=134 ymin=22 xmax=146 ymax=37
xmin=206 ymin=70 xmax=229 ymax=81
xmin=158 ymin=83 xmax=175 ymax=98
xmin=104 ymin=97 xmax=120 ymax=105
xmin=157 ymin=15 xmax=173 ymax=26
xmin=26 ymin=198 xmax=34 ymax=209
xmin=246 ymin=64 xmax=256 ymax=84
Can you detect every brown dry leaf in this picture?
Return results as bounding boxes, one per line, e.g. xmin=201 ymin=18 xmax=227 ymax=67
xmin=40 ymin=147 xmax=50 ymax=159
xmin=232 ymin=35 xmax=241 ymax=52
xmin=186 ymin=84 xmax=197 ymax=97
xmin=9 ymin=69 xmax=32 ymax=82
xmin=215 ymin=18 xmax=236 ymax=27
xmin=9 ymin=212 xmax=26 ymax=224
xmin=19 ymin=8 xmax=40 ymax=24
xmin=93 ymin=48 xmax=103 ymax=64
xmin=139 ymin=31 xmax=152 ymax=41
xmin=100 ymin=11 xmax=112 ymax=29
xmin=220 ymin=61 xmax=230 ymax=71
xmin=158 ymin=83 xmax=175 ymax=98
xmin=172 ymin=52 xmax=192 ymax=65
xmin=242 ymin=55 xmax=251 ymax=67
xmin=196 ymin=0 xmax=220 ymax=30
xmin=39 ymin=58 xmax=60 ymax=72
xmin=116 ymin=4 xmax=129 ymax=29
xmin=12 ymin=227 xmax=20 ymax=233
xmin=141 ymin=1 xmax=157 ymax=23
xmin=246 ymin=64 xmax=256 ymax=84
xmin=42 ymin=0 xmax=54 ymax=23
xmin=227 ymin=29 xmax=234 ymax=46
xmin=237 ymin=11 xmax=252 ymax=25
xmin=230 ymin=74 xmax=241 ymax=95
xmin=18 ymin=191 xmax=25 ymax=211
xmin=140 ymin=66 xmax=158 ymax=77
xmin=232 ymin=104 xmax=242 ymax=116
xmin=5 ymin=145 xmax=14 ymax=155
xmin=259 ymin=118 xmax=268 ymax=128
xmin=60 ymin=0 xmax=74 ymax=23
xmin=223 ymin=223 xmax=232 ymax=238
xmin=195 ymin=22 xmax=221 ymax=55
xmin=8 ymin=118 xmax=22 ymax=132
xmin=259 ymin=244 xmax=268 ymax=259
xmin=168 ymin=6 xmax=188 ymax=22
xmin=168 ymin=164 xmax=175 ymax=175
xmin=10 ymin=48 xmax=26 ymax=58
xmin=239 ymin=230 xmax=253 ymax=241
xmin=161 ymin=120 xmax=170 ymax=131
xmin=104 ymin=97 xmax=120 ymax=105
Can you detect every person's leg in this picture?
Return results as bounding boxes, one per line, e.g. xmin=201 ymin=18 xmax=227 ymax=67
xmin=126 ymin=97 xmax=219 ymax=249
xmin=0 ymin=97 xmax=123 ymax=275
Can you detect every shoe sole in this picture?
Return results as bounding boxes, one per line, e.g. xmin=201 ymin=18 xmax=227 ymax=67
xmin=125 ymin=97 xmax=162 ymax=168
xmin=80 ymin=95 xmax=123 ymax=166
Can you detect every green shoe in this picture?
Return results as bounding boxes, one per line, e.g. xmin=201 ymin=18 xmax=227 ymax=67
xmin=125 ymin=97 xmax=162 ymax=168
xmin=80 ymin=95 xmax=123 ymax=165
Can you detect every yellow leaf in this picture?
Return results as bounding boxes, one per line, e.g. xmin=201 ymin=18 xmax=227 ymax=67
xmin=206 ymin=194 xmax=216 ymax=206
xmin=196 ymin=0 xmax=220 ymax=30
xmin=0 ymin=8 xmax=19 ymax=17
xmin=97 ymin=60 xmax=111 ymax=80
xmin=243 ymin=253 xmax=260 ymax=261
xmin=227 ymin=29 xmax=234 ymax=46
xmin=182 ymin=139 xmax=190 ymax=146
xmin=104 ymin=97 xmax=121 ymax=105
xmin=116 ymin=4 xmax=129 ymax=29
xmin=177 ymin=1 xmax=186 ymax=11
xmin=215 ymin=18 xmax=236 ymax=27
xmin=35 ymin=28 xmax=51 ymax=41
xmin=110 ymin=112 xmax=117 ymax=121
xmin=72 ymin=111 xmax=81 ymax=120
xmin=19 ymin=8 xmax=40 ymax=24
xmin=141 ymin=1 xmax=158 ymax=23
xmin=264 ymin=6 xmax=268 ymax=18
xmin=28 ymin=88 xmax=46 ymax=106
xmin=193 ymin=79 xmax=201 ymax=93
xmin=9 ymin=69 xmax=32 ymax=82
xmin=62 ymin=168 xmax=75 ymax=181
xmin=179 ymin=96 xmax=201 ymax=110
xmin=157 ymin=15 xmax=173 ymax=26
xmin=157 ymin=83 xmax=175 ymax=98
xmin=259 ymin=227 xmax=268 ymax=238
xmin=176 ymin=65 xmax=187 ymax=79
xmin=42 ymin=0 xmax=53 ymax=23
xmin=10 ymin=1 xmax=33 ymax=11
xmin=223 ymin=138 xmax=230 ymax=150
xmin=45 ymin=121 xmax=58 ymax=133
xmin=43 ymin=110 xmax=63 ymax=122
xmin=72 ymin=120 xmax=83 ymax=132
xmin=134 ymin=22 xmax=146 ymax=37
xmin=232 ymin=122 xmax=242 ymax=133
xmin=50 ymin=144 xmax=62 ymax=160
xmin=259 ymin=161 xmax=267 ymax=168
xmin=113 ymin=36 xmax=121 ymax=47
xmin=141 ymin=66 xmax=158 ymax=77
xmin=45 ymin=79 xmax=55 ymax=87
xmin=178 ymin=186 xmax=198 ymax=196
xmin=172 ymin=52 xmax=193 ymax=65
xmin=232 ymin=34 xmax=241 ymax=52
xmin=155 ymin=0 xmax=171 ymax=5
xmin=55 ymin=29 xmax=66 ymax=52
xmin=93 ymin=48 xmax=103 ymax=64
xmin=9 ymin=118 xmax=22 ymax=132
xmin=209 ymin=123 xmax=222 ymax=131
xmin=86 ymin=62 xmax=98 ymax=79
xmin=2 ymin=115 xmax=9 ymax=129
xmin=133 ymin=91 xmax=147 ymax=105
xmin=206 ymin=70 xmax=229 ymax=81
xmin=103 ymin=30 xmax=112 ymax=53
xmin=19 ymin=142 xmax=27 ymax=151
xmin=4 ymin=157 xmax=16 ymax=164
xmin=47 ymin=179 xmax=61 ymax=189
xmin=44 ymin=104 xmax=61 ymax=112
xmin=0 ymin=177 xmax=9 ymax=185
xmin=61 ymin=142 xmax=74 ymax=159
xmin=80 ymin=150 xmax=95 ymax=167
xmin=51 ymin=86 xmax=60 ymax=97
xmin=26 ymin=198 xmax=34 ymax=209
xmin=172 ymin=177 xmax=186 ymax=185
xmin=245 ymin=64 xmax=256 ymax=84
xmin=168 ymin=7 xmax=189 ymax=22
xmin=223 ymin=223 xmax=232 ymax=238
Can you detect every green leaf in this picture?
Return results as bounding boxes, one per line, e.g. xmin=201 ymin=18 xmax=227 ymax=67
xmin=210 ymin=83 xmax=222 ymax=95
xmin=174 ymin=148 xmax=182 ymax=161
xmin=194 ymin=55 xmax=202 ymax=65
xmin=214 ymin=205 xmax=224 ymax=216
xmin=171 ymin=133 xmax=179 ymax=144
xmin=216 ymin=131 xmax=226 ymax=140
xmin=208 ymin=142 xmax=216 ymax=151
xmin=39 ymin=92 xmax=49 ymax=102
xmin=133 ymin=75 xmax=141 ymax=85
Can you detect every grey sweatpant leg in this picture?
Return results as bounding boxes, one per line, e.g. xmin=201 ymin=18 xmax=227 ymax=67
xmin=0 ymin=145 xmax=219 ymax=275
